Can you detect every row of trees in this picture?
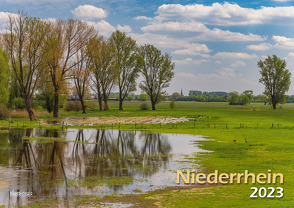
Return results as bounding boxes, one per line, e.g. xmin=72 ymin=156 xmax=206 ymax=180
xmin=0 ymin=13 xmax=175 ymax=121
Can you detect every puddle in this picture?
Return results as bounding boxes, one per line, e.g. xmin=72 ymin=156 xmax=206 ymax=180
xmin=0 ymin=128 xmax=208 ymax=207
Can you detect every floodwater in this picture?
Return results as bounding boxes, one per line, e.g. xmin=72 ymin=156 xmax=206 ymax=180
xmin=0 ymin=128 xmax=208 ymax=207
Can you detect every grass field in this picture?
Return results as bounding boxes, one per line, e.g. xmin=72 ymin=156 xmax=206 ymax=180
xmin=1 ymin=101 xmax=294 ymax=207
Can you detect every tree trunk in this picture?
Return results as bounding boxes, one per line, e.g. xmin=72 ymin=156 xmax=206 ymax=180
xmin=80 ymin=97 xmax=87 ymax=114
xmin=151 ymin=101 xmax=156 ymax=110
xmin=103 ymin=99 xmax=109 ymax=111
xmin=273 ymin=102 xmax=277 ymax=109
xmin=24 ymin=96 xmax=36 ymax=121
xmin=53 ymin=93 xmax=59 ymax=118
xmin=119 ymin=98 xmax=123 ymax=111
xmin=97 ymin=95 xmax=103 ymax=111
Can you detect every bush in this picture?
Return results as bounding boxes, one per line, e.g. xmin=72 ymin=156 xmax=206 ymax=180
xmin=169 ymin=99 xmax=175 ymax=109
xmin=85 ymin=101 xmax=97 ymax=110
xmin=0 ymin=105 xmax=9 ymax=120
xmin=139 ymin=94 xmax=148 ymax=101
xmin=139 ymin=102 xmax=149 ymax=110
xmin=64 ymin=101 xmax=82 ymax=112
xmin=12 ymin=97 xmax=26 ymax=109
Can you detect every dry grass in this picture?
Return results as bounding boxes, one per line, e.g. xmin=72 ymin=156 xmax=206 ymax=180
xmin=10 ymin=110 xmax=40 ymax=118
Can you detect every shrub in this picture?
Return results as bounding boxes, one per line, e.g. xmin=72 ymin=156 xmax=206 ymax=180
xmin=10 ymin=110 xmax=39 ymax=118
xmin=169 ymin=99 xmax=175 ymax=109
xmin=139 ymin=94 xmax=148 ymax=101
xmin=139 ymin=102 xmax=149 ymax=110
xmin=85 ymin=101 xmax=97 ymax=110
xmin=0 ymin=104 xmax=9 ymax=120
xmin=12 ymin=97 xmax=26 ymax=109
xmin=64 ymin=101 xmax=82 ymax=112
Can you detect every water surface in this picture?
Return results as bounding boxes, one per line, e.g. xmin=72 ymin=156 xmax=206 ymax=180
xmin=0 ymin=128 xmax=207 ymax=206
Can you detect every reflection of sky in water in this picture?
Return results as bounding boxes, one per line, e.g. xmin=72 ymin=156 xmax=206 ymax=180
xmin=0 ymin=129 xmax=209 ymax=206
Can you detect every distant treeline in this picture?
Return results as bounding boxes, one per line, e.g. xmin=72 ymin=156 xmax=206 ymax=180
xmin=171 ymin=90 xmax=294 ymax=104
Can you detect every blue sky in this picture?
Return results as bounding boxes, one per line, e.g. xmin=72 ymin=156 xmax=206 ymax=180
xmin=1 ymin=0 xmax=294 ymax=95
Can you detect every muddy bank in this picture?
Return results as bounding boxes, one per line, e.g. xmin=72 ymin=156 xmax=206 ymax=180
xmin=42 ymin=116 xmax=190 ymax=126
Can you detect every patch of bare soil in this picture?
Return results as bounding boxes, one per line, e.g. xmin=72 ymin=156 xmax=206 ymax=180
xmin=43 ymin=116 xmax=190 ymax=126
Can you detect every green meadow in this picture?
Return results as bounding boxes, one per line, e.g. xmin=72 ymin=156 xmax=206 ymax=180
xmin=1 ymin=101 xmax=294 ymax=207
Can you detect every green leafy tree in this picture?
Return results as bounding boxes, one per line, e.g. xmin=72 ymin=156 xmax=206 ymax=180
xmin=0 ymin=46 xmax=9 ymax=106
xmin=137 ymin=44 xmax=175 ymax=110
xmin=139 ymin=94 xmax=148 ymax=101
xmin=240 ymin=94 xmax=250 ymax=105
xmin=88 ymin=35 xmax=115 ymax=111
xmin=242 ymin=90 xmax=253 ymax=103
xmin=172 ymin=92 xmax=182 ymax=101
xmin=258 ymin=55 xmax=291 ymax=109
xmin=228 ymin=91 xmax=240 ymax=105
xmin=109 ymin=30 xmax=139 ymax=111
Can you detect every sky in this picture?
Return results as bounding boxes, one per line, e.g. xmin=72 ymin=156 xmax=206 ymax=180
xmin=1 ymin=0 xmax=294 ymax=95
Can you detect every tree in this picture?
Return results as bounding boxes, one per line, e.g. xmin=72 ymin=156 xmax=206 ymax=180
xmin=137 ymin=44 xmax=175 ymax=110
xmin=71 ymin=45 xmax=91 ymax=114
xmin=258 ymin=55 xmax=291 ymax=109
xmin=172 ymin=92 xmax=182 ymax=101
xmin=109 ymin=30 xmax=139 ymax=111
xmin=228 ymin=91 xmax=240 ymax=105
xmin=240 ymin=94 xmax=250 ymax=105
xmin=4 ymin=13 xmax=49 ymax=120
xmin=45 ymin=19 xmax=95 ymax=117
xmin=139 ymin=93 xmax=148 ymax=101
xmin=0 ymin=46 xmax=9 ymax=106
xmin=242 ymin=90 xmax=253 ymax=103
xmin=88 ymin=35 xmax=115 ymax=111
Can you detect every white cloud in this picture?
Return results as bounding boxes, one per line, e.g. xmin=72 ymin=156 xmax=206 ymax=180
xmin=129 ymin=32 xmax=190 ymax=48
xmin=173 ymin=43 xmax=211 ymax=55
xmin=134 ymin=16 xmax=153 ymax=21
xmin=272 ymin=35 xmax=294 ymax=49
xmin=0 ymin=12 xmax=17 ymax=29
xmin=214 ymin=52 xmax=258 ymax=59
xmin=86 ymin=20 xmax=115 ymax=36
xmin=247 ymin=43 xmax=273 ymax=51
xmin=72 ymin=5 xmax=107 ymax=20
xmin=117 ymin=24 xmax=132 ymax=33
xmin=141 ymin=21 xmax=265 ymax=42
xmin=173 ymin=58 xmax=208 ymax=65
xmin=156 ymin=3 xmax=294 ymax=25
xmin=231 ymin=61 xmax=246 ymax=68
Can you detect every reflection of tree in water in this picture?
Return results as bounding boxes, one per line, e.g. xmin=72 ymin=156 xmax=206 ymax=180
xmin=139 ymin=132 xmax=171 ymax=175
xmin=2 ymin=129 xmax=172 ymax=206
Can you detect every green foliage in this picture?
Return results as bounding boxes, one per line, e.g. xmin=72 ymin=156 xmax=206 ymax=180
xmin=169 ymin=99 xmax=175 ymax=109
xmin=127 ymin=96 xmax=134 ymax=101
xmin=0 ymin=104 xmax=9 ymax=120
xmin=137 ymin=44 xmax=175 ymax=110
xmin=228 ymin=91 xmax=240 ymax=105
xmin=139 ymin=94 xmax=148 ymax=101
xmin=139 ymin=102 xmax=149 ymax=110
xmin=64 ymin=101 xmax=82 ymax=112
xmin=171 ymin=92 xmax=182 ymax=101
xmin=258 ymin=55 xmax=291 ymax=109
xmin=11 ymin=97 xmax=26 ymax=109
xmin=0 ymin=46 xmax=9 ymax=106
xmin=109 ymin=30 xmax=139 ymax=110
xmin=240 ymin=94 xmax=250 ymax=105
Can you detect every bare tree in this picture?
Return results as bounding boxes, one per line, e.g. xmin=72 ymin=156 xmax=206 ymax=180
xmin=71 ymin=45 xmax=91 ymax=114
xmin=137 ymin=44 xmax=175 ymax=110
xmin=45 ymin=19 xmax=95 ymax=117
xmin=88 ymin=35 xmax=116 ymax=111
xmin=4 ymin=13 xmax=49 ymax=120
xmin=109 ymin=30 xmax=139 ymax=111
